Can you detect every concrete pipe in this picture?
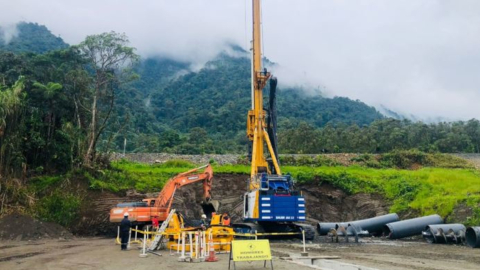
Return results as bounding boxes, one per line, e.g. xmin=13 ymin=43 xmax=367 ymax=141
xmin=465 ymin=227 xmax=480 ymax=248
xmin=317 ymin=213 xmax=399 ymax=236
xmin=422 ymin=224 xmax=465 ymax=244
xmin=384 ymin=214 xmax=443 ymax=240
xmin=350 ymin=214 xmax=399 ymax=236
xmin=317 ymin=222 xmax=346 ymax=236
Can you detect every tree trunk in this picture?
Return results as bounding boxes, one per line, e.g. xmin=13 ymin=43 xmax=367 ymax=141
xmin=84 ymin=94 xmax=97 ymax=166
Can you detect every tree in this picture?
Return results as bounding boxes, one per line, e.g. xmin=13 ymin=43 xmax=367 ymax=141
xmin=0 ymin=77 xmax=26 ymax=177
xmin=32 ymin=82 xmax=63 ymax=141
xmin=75 ymin=32 xmax=139 ymax=166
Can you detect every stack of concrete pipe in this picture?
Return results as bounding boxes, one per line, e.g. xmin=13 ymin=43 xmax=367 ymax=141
xmin=383 ymin=214 xmax=443 ymax=239
xmin=422 ymin=224 xmax=465 ymax=244
xmin=318 ymin=213 xmax=480 ymax=248
xmin=317 ymin=213 xmax=400 ymax=236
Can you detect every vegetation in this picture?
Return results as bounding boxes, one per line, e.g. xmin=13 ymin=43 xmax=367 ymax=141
xmin=35 ymin=191 xmax=81 ymax=227
xmin=98 ymin=158 xmax=480 ymax=225
xmin=279 ymin=119 xmax=480 ymax=154
xmin=3 ymin=23 xmax=480 ymax=156
xmin=112 ymin=52 xmax=385 ymax=153
xmin=1 ymin=22 xmax=480 ymax=228
xmin=0 ymin=22 xmax=68 ymax=54
xmin=0 ymin=30 xmax=138 ymax=178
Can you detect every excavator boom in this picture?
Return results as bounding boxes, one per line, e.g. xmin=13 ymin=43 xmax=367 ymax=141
xmin=109 ymin=164 xmax=218 ymax=223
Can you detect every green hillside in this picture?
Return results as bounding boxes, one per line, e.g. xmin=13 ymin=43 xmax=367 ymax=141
xmin=111 ymin=53 xmax=384 ymax=153
xmin=0 ymin=22 xmax=68 ymax=54
xmin=2 ymin=24 xmax=480 ymax=161
xmin=0 ymin=23 xmax=386 ymax=153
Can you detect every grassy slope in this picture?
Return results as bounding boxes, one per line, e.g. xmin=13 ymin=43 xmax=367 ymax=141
xmin=102 ymin=160 xmax=480 ymax=225
xmin=22 ymin=154 xmax=480 ymax=227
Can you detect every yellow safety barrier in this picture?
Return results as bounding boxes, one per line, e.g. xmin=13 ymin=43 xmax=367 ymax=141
xmin=129 ymin=228 xmax=300 ymax=237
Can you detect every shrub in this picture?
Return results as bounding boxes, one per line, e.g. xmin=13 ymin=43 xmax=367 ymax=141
xmin=155 ymin=159 xmax=195 ymax=168
xmin=35 ymin=191 xmax=81 ymax=227
xmin=380 ymin=149 xmax=428 ymax=169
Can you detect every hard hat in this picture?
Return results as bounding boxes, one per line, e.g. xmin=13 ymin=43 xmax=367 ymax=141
xmin=201 ymin=214 xmax=207 ymax=219
xmin=124 ymin=212 xmax=129 ymax=217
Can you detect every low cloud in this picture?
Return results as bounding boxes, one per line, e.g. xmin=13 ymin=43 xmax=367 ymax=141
xmin=0 ymin=23 xmax=19 ymax=44
xmin=1 ymin=0 xmax=480 ymax=121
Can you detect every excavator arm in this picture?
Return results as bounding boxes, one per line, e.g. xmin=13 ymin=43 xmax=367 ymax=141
xmin=153 ymin=164 xmax=218 ymax=217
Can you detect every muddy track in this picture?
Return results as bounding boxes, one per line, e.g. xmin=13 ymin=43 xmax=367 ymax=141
xmin=0 ymin=252 xmax=44 ymax=262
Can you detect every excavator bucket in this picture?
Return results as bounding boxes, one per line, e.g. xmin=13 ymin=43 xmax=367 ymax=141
xmin=201 ymin=200 xmax=220 ymax=218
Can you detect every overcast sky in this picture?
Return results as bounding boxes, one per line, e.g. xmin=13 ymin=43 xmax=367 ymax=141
xmin=1 ymin=0 xmax=480 ymax=121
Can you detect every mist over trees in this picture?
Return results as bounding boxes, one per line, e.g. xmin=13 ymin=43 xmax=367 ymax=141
xmin=1 ymin=23 xmax=480 ymax=180
xmin=0 ymin=31 xmax=138 ymax=178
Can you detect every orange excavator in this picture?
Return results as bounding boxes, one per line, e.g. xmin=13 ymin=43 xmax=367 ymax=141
xmin=109 ymin=164 xmax=218 ymax=225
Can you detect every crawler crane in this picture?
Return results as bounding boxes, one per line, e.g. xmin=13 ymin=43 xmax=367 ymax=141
xmin=233 ymin=0 xmax=315 ymax=239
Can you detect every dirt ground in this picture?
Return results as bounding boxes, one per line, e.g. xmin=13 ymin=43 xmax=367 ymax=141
xmin=0 ymin=237 xmax=311 ymax=270
xmin=1 ymin=237 xmax=479 ymax=270
xmin=273 ymin=239 xmax=480 ymax=270
xmin=0 ymin=213 xmax=72 ymax=241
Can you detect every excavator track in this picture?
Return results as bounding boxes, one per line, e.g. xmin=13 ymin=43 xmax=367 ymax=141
xmin=232 ymin=222 xmax=265 ymax=235
xmin=293 ymin=223 xmax=316 ymax=240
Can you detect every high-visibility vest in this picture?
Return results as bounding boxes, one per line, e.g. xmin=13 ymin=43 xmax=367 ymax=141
xmin=222 ymin=217 xmax=230 ymax=226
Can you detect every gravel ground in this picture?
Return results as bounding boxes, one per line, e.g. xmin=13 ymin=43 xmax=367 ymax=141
xmin=1 ymin=237 xmax=479 ymax=270
xmin=0 ymin=238 xmax=311 ymax=270
xmin=272 ymin=238 xmax=480 ymax=270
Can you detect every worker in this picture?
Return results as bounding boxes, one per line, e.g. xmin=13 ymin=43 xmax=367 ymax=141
xmin=152 ymin=215 xmax=159 ymax=230
xmin=222 ymin=214 xmax=231 ymax=226
xmin=200 ymin=214 xmax=208 ymax=230
xmin=120 ymin=212 xmax=131 ymax=251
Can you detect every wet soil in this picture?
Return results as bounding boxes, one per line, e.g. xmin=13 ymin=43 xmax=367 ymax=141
xmin=1 ymin=237 xmax=479 ymax=270
xmin=0 ymin=213 xmax=72 ymax=241
xmin=273 ymin=239 xmax=480 ymax=270
xmin=0 ymin=238 xmax=312 ymax=270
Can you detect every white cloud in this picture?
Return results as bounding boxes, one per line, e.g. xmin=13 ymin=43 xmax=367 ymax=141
xmin=1 ymin=0 xmax=480 ymax=120
xmin=0 ymin=23 xmax=19 ymax=44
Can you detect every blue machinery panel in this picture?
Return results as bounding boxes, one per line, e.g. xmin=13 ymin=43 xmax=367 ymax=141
xmin=258 ymin=195 xmax=305 ymax=222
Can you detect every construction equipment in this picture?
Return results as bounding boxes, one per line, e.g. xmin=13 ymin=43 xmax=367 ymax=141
xmin=109 ymin=164 xmax=218 ymax=225
xmin=164 ymin=212 xmax=234 ymax=253
xmin=233 ymin=0 xmax=314 ymax=240
xmin=149 ymin=209 xmax=177 ymax=250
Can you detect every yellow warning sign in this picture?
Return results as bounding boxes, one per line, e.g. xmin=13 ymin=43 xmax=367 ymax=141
xmin=231 ymin=240 xmax=272 ymax=262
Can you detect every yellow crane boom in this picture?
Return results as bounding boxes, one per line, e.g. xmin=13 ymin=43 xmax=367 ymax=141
xmin=247 ymin=0 xmax=281 ymax=191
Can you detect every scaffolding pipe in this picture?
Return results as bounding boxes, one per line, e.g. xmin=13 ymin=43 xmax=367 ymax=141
xmin=465 ymin=227 xmax=480 ymax=248
xmin=317 ymin=213 xmax=399 ymax=236
xmin=384 ymin=215 xmax=443 ymax=239
xmin=422 ymin=224 xmax=465 ymax=244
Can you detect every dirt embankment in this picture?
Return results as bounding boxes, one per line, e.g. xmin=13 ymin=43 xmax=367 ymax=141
xmin=0 ymin=214 xmax=72 ymax=241
xmin=76 ymin=173 xmax=389 ymax=235
xmin=300 ymin=183 xmax=389 ymax=223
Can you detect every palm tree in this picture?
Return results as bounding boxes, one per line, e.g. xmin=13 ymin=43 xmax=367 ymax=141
xmin=32 ymin=81 xmax=63 ymax=140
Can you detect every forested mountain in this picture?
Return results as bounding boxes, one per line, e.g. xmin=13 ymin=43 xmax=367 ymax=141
xmin=110 ymin=52 xmax=384 ymax=153
xmin=2 ymin=22 xmax=480 ymax=162
xmin=0 ymin=22 xmax=68 ymax=54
